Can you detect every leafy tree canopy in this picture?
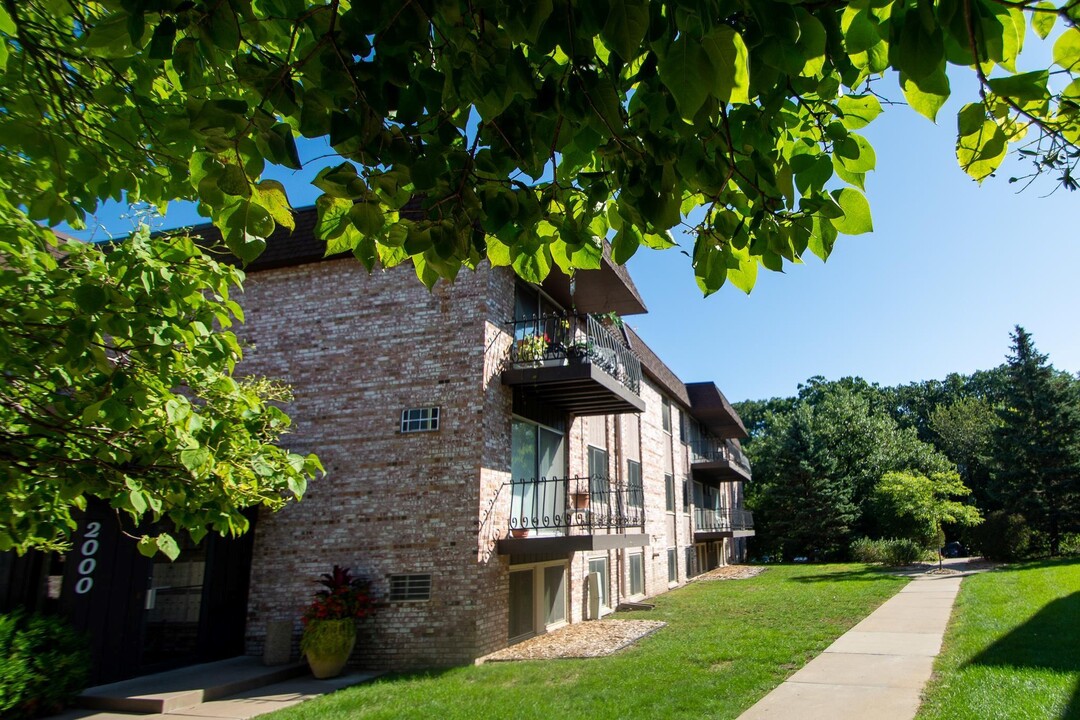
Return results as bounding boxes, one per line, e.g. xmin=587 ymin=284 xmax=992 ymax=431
xmin=872 ymin=469 xmax=982 ymax=548
xmin=0 ymin=226 xmax=323 ymax=557
xmin=1 ymin=0 xmax=1078 ymax=295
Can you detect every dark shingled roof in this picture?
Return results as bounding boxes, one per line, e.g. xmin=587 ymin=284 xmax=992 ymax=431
xmin=685 ymin=382 xmax=749 ymax=439
xmin=624 ymin=325 xmax=692 ymax=408
xmin=624 ymin=326 xmax=748 ymax=439
xmin=174 ymin=205 xmax=646 ymax=315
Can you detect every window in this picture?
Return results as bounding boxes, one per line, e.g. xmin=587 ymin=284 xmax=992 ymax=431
xmin=629 ymin=552 xmax=645 ymax=596
xmin=587 ymin=557 xmax=610 ymax=614
xmin=627 ymin=460 xmax=643 ymax=510
xmin=401 ymin=407 xmax=439 ymax=433
xmin=588 ymin=445 xmax=609 ymax=509
xmin=389 ymin=574 xmax=432 ymax=602
xmin=508 ymin=562 xmax=567 ymax=641
xmin=665 ymin=474 xmax=675 ymax=513
xmin=511 ymin=419 xmax=566 ymax=533
xmin=682 ymin=478 xmax=690 ymax=512
xmin=668 ymin=548 xmax=678 ymax=584
xmin=661 ymin=397 xmax=672 ymax=434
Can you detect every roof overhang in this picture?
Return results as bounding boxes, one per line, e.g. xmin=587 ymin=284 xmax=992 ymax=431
xmin=540 ymin=247 xmax=647 ymax=317
xmin=685 ymin=382 xmax=748 ymax=439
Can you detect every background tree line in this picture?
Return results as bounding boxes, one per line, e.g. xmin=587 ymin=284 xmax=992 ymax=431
xmin=734 ymin=326 xmax=1080 ymax=562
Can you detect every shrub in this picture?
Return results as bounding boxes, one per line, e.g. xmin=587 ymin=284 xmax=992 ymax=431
xmin=850 ymin=537 xmax=928 ymax=566
xmin=0 ymin=611 xmax=90 ymax=719
xmin=850 ymin=537 xmax=886 ymax=563
xmin=1060 ymin=533 xmax=1080 ymax=556
xmin=973 ymin=511 xmax=1031 ymax=561
xmin=881 ymin=538 xmax=926 ymax=566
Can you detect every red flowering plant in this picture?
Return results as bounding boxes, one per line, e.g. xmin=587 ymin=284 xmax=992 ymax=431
xmin=300 ymin=565 xmax=374 ymax=626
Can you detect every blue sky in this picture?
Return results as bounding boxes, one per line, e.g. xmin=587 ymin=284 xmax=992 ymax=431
xmin=626 ymin=82 xmax=1079 ymax=402
xmin=72 ymin=65 xmax=1078 ymax=405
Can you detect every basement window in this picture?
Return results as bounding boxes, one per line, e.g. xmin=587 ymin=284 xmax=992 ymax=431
xmin=389 ymin=574 xmax=432 ymax=602
xmin=401 ymin=407 xmax=440 ymax=433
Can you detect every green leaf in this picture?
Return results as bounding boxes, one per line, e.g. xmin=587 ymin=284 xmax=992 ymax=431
xmin=251 ymin=180 xmax=294 ymax=232
xmin=834 ymin=134 xmax=876 ymax=174
xmin=701 ymin=26 xmax=751 ymax=104
xmin=1053 ymin=28 xmax=1080 ymax=72
xmin=808 ymin=216 xmax=838 ymax=261
xmin=601 ymin=0 xmax=650 ymax=62
xmin=837 ymin=94 xmax=883 ymax=130
xmin=829 ymin=188 xmax=873 ymax=235
xmin=794 ymin=8 xmax=828 ymax=77
xmin=74 ymin=284 xmax=107 ymax=312
xmin=316 ymin=195 xmax=353 ymax=240
xmin=180 ymin=447 xmax=209 ymax=473
xmin=511 ymin=242 xmax=552 ymax=283
xmin=726 ymin=252 xmax=758 ymax=294
xmin=1032 ymin=3 xmax=1057 ymax=39
xmin=900 ymin=68 xmax=950 ymax=122
xmin=0 ymin=6 xmax=15 ymax=35
xmin=987 ymin=70 xmax=1049 ymax=103
xmin=842 ymin=8 xmax=881 ymax=54
xmin=156 ymin=534 xmax=181 ymax=561
xmin=148 ymin=18 xmax=177 ymax=60
xmin=896 ymin=10 xmax=945 ymax=81
xmin=658 ymin=36 xmax=712 ymax=120
xmin=956 ymin=118 xmax=1008 ymax=182
xmin=611 ymin=226 xmax=642 ymax=265
xmin=137 ymin=536 xmax=158 ymax=558
xmin=350 ymin=201 xmax=385 ymax=236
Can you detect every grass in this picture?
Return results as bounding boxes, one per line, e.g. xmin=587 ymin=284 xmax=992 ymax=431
xmin=918 ymin=557 xmax=1080 ymax=720
xmin=266 ymin=564 xmax=907 ymax=720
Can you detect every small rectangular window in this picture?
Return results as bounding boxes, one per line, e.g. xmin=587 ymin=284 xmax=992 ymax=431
xmin=627 ymin=460 xmax=643 ymax=510
xmin=400 ymin=407 xmax=440 ymax=433
xmin=665 ymin=474 xmax=675 ymax=513
xmin=661 ymin=397 xmax=672 ymax=434
xmin=668 ymin=548 xmax=678 ymax=584
xmin=389 ymin=573 xmax=432 ymax=602
xmin=682 ymin=478 xmax=690 ymax=512
xmin=629 ymin=552 xmax=645 ymax=596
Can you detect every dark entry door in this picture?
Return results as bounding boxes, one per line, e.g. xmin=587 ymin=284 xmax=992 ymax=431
xmin=58 ymin=501 xmax=257 ymax=685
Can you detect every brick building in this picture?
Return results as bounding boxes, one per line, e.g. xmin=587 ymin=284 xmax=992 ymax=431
xmin=234 ymin=209 xmax=754 ymax=668
xmin=0 ymin=209 xmax=754 ymax=680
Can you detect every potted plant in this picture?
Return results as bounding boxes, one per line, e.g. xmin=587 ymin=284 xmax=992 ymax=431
xmin=517 ymin=333 xmax=549 ymax=363
xmin=300 ymin=566 xmax=374 ymax=679
xmin=566 ymin=341 xmax=591 ymax=363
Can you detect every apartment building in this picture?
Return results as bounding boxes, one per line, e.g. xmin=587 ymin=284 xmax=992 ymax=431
xmin=0 ymin=209 xmax=754 ymax=681
xmin=233 ymin=209 xmax=754 ymax=668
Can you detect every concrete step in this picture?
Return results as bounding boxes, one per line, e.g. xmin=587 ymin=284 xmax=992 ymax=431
xmin=77 ymin=658 xmax=307 ymax=714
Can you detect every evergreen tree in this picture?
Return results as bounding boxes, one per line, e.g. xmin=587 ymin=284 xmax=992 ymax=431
xmin=990 ymin=326 xmax=1080 ymax=555
xmin=752 ymin=404 xmax=857 ymax=561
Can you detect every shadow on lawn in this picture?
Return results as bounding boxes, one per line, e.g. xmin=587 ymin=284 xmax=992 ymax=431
xmin=784 ymin=566 xmax=900 ymax=584
xmin=966 ymin=590 xmax=1080 ymax=720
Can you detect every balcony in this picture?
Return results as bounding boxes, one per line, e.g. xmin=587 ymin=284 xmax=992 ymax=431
xmin=694 ymin=508 xmax=755 ymax=540
xmin=496 ymin=476 xmax=648 ymax=554
xmin=690 ymin=439 xmax=752 ymax=482
xmin=501 ymin=314 xmax=645 ymax=416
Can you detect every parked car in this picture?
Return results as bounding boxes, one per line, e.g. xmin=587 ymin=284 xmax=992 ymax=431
xmin=941 ymin=541 xmax=967 ymax=558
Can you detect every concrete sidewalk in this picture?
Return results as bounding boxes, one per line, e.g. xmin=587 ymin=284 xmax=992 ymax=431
xmin=738 ymin=559 xmax=989 ymax=720
xmin=49 ymin=667 xmax=380 ymax=720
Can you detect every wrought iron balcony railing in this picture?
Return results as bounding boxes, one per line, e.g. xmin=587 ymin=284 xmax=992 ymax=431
xmin=690 ymin=438 xmax=752 ymax=474
xmin=694 ymin=508 xmax=755 ymax=533
xmin=506 ymin=475 xmax=646 ymax=535
xmin=507 ymin=313 xmax=642 ymax=396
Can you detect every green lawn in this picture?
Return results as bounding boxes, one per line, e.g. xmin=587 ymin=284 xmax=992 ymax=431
xmin=267 ymin=564 xmax=906 ymax=720
xmin=918 ymin=557 xmax=1080 ymax=720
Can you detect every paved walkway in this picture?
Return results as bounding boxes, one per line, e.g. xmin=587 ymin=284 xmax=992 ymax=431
xmin=50 ymin=669 xmax=380 ymax=720
xmin=738 ymin=559 xmax=989 ymax=720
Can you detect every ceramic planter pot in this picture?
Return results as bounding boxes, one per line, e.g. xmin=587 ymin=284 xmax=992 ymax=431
xmin=301 ymin=618 xmax=356 ymax=679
